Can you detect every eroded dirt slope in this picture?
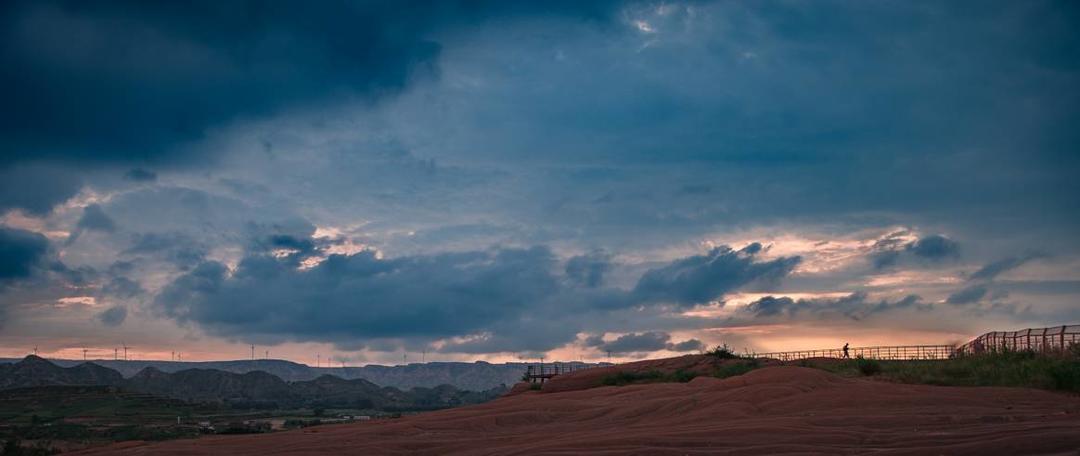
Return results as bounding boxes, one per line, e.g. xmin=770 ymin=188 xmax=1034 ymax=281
xmin=76 ymin=366 xmax=1080 ymax=455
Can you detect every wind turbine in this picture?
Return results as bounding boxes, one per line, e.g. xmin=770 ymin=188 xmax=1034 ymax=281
xmin=122 ymin=342 xmax=129 ymax=361
xmin=32 ymin=346 xmax=37 ymax=356
xmin=83 ymin=348 xmax=88 ymax=361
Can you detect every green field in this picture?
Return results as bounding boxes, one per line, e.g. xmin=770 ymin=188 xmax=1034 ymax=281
xmin=0 ymin=386 xmax=398 ymax=454
xmin=801 ymin=351 xmax=1080 ymax=393
xmin=596 ymin=351 xmax=1080 ymax=394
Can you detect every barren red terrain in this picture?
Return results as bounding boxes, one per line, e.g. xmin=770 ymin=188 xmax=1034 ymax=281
xmin=76 ymin=364 xmax=1080 ymax=455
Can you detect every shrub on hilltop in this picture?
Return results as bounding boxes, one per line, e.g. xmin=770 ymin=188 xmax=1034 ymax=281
xmin=852 ymin=356 xmax=882 ymax=376
xmin=706 ymin=344 xmax=741 ymax=359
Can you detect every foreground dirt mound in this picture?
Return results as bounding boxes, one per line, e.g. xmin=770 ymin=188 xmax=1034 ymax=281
xmin=76 ymin=366 xmax=1080 ymax=455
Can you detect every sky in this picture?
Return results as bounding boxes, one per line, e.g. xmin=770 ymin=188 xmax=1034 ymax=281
xmin=1 ymin=0 xmax=1079 ymax=366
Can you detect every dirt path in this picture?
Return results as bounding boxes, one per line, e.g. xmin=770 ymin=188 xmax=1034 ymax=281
xmin=75 ymin=366 xmax=1080 ymax=455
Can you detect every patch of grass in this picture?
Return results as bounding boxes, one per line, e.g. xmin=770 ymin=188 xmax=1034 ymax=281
xmin=2 ymin=439 xmax=58 ymax=456
xmin=600 ymin=365 xmax=769 ymax=386
xmin=804 ymin=351 xmax=1080 ymax=393
xmin=852 ymin=356 xmax=882 ymax=376
xmin=528 ymin=383 xmax=543 ymax=391
xmin=600 ymin=370 xmax=665 ymax=386
xmin=671 ymin=369 xmax=698 ymax=383
xmin=712 ymin=360 xmax=761 ymax=379
xmin=1068 ymin=342 xmax=1080 ymax=359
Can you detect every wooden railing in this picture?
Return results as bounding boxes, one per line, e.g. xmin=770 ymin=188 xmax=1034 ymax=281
xmin=522 ymin=325 xmax=1080 ymax=382
xmin=955 ymin=324 xmax=1080 ymax=356
xmin=748 ymin=325 xmax=1080 ymax=361
xmin=524 ymin=363 xmax=598 ymax=383
xmin=750 ymin=345 xmax=956 ymax=361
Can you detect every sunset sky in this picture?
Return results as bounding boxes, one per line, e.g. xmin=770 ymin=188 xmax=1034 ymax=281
xmin=1 ymin=0 xmax=1078 ymax=365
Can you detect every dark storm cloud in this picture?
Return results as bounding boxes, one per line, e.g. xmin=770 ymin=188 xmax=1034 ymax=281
xmin=0 ymin=226 xmax=50 ymax=282
xmin=969 ymin=253 xmax=1046 ymax=281
xmin=870 ymin=250 xmax=901 ymax=270
xmin=97 ymin=305 xmax=127 ymax=326
xmin=0 ymin=164 xmax=83 ymax=216
xmin=940 ymin=252 xmax=1047 ymax=306
xmin=597 ymin=332 xmax=671 ymax=353
xmin=946 ymin=285 xmax=988 ymax=305
xmin=123 ymin=232 xmax=208 ymax=270
xmin=907 ymin=235 xmax=959 ymax=260
xmin=0 ymin=225 xmax=97 ymax=328
xmin=743 ymin=296 xmax=795 ymax=318
xmin=76 ymin=205 xmax=116 ymax=232
xmin=869 ymin=234 xmax=959 ymax=270
xmin=669 ymin=338 xmax=705 ymax=352
xmin=66 ymin=203 xmax=118 ymax=244
xmin=4 ymin=0 xmax=1078 ymax=358
xmin=565 ymin=251 xmax=612 ymax=288
xmin=742 ymin=292 xmax=931 ymax=321
xmin=156 ymin=247 xmax=561 ymax=346
xmin=632 ymin=244 xmax=800 ymax=306
xmin=154 ymin=241 xmax=799 ymax=351
xmin=591 ymin=331 xmax=705 ymax=354
xmin=245 ymin=218 xmax=319 ymax=260
xmin=0 ymin=0 xmax=623 ymax=166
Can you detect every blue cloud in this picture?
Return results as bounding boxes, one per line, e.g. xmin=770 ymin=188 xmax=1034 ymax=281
xmin=907 ymin=235 xmax=959 ymax=260
xmin=154 ymin=241 xmax=799 ymax=352
xmin=0 ymin=225 xmax=50 ymax=282
xmin=743 ymin=292 xmax=931 ymax=321
xmin=633 ymin=244 xmax=800 ymax=307
xmin=970 ymin=253 xmax=1046 ymax=282
xmin=587 ymin=331 xmax=704 ymax=354
xmin=97 ymin=305 xmax=127 ymax=327
xmin=946 ymin=285 xmax=989 ymax=305
xmin=0 ymin=0 xmax=624 ymax=166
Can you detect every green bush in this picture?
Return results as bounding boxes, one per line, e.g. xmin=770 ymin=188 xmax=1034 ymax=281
xmin=1067 ymin=342 xmax=1080 ymax=359
xmin=1 ymin=439 xmax=58 ymax=456
xmin=712 ymin=362 xmax=759 ymax=379
xmin=706 ymin=344 xmax=740 ymax=359
xmin=600 ymin=370 xmax=664 ymax=386
xmin=854 ymin=357 xmax=882 ymax=376
xmin=1047 ymin=361 xmax=1080 ymax=391
xmin=671 ymin=369 xmax=698 ymax=383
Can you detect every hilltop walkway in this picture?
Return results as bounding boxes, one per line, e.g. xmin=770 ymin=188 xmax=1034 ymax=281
xmin=524 ymin=324 xmax=1080 ymax=382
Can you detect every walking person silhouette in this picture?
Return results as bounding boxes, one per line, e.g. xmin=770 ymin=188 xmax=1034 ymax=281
xmin=842 ymin=343 xmax=850 ymax=359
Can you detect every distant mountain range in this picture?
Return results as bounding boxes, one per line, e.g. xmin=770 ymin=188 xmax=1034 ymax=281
xmin=0 ymin=356 xmax=504 ymax=411
xmin=0 ymin=357 xmax=602 ymax=390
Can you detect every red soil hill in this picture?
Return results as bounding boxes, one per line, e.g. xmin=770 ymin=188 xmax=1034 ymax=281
xmin=76 ymin=365 xmax=1080 ymax=455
